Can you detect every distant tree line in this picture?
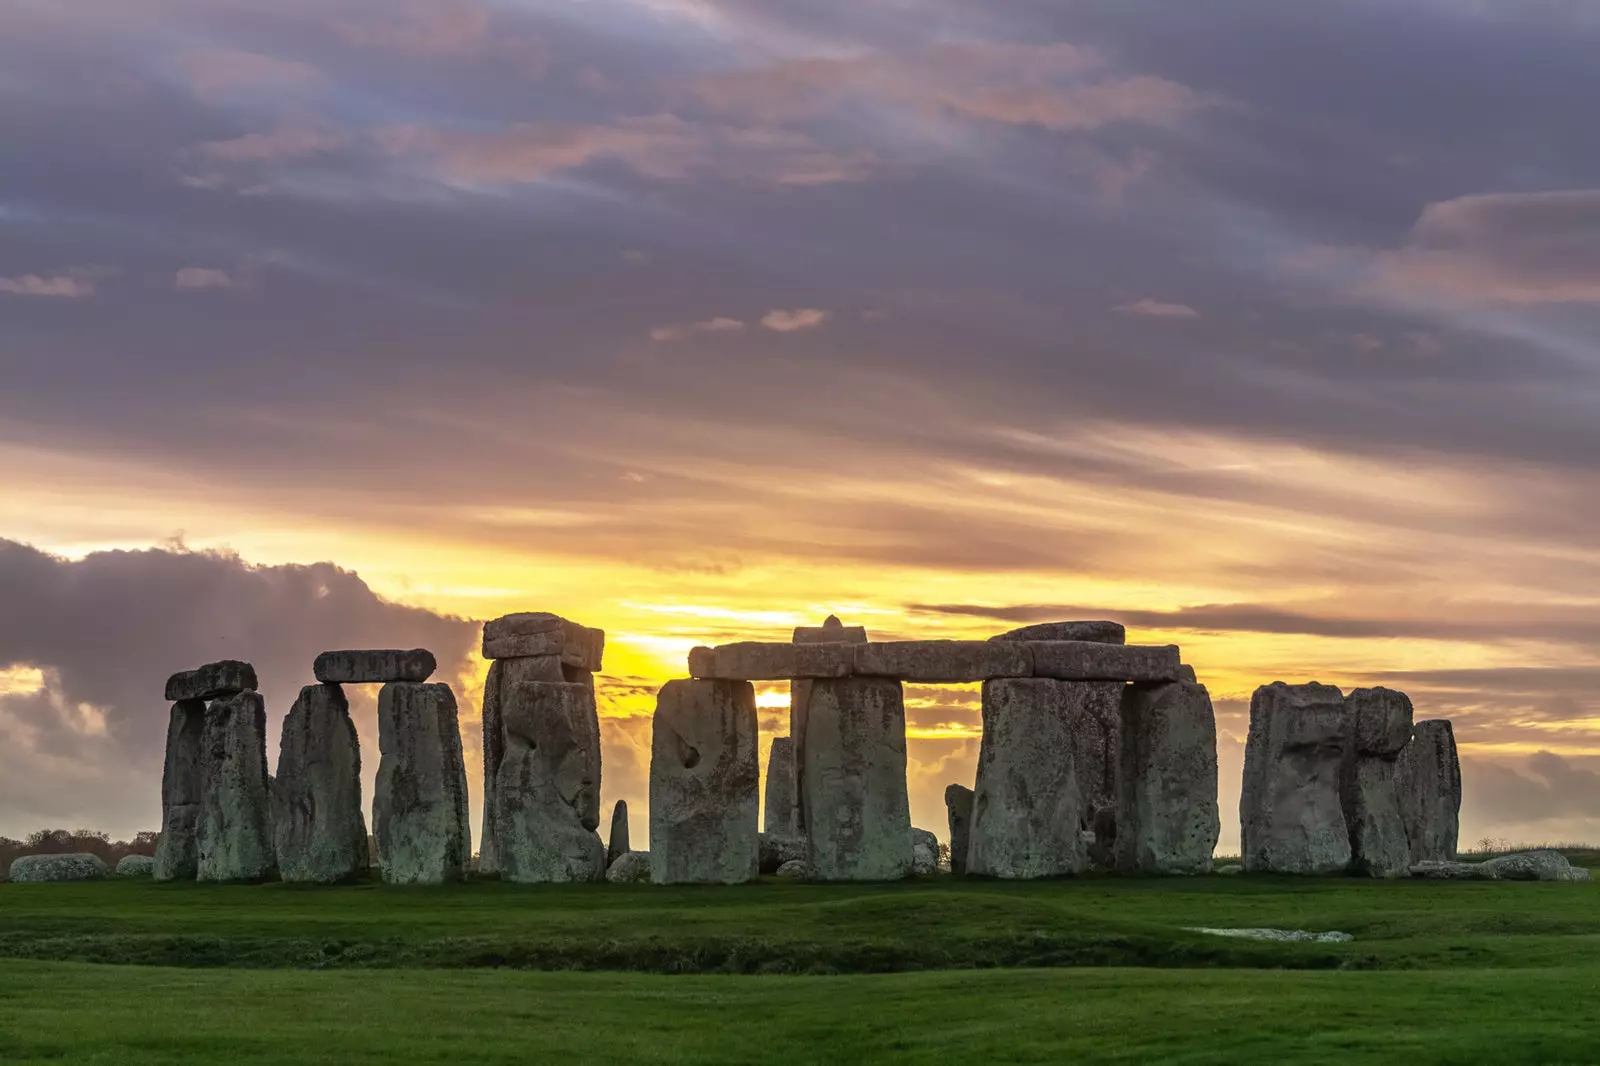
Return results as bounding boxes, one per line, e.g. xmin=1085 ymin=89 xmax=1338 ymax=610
xmin=0 ymin=829 xmax=159 ymax=876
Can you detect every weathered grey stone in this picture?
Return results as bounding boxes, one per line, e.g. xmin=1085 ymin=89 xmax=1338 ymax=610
xmin=649 ymin=679 xmax=760 ymax=884
xmin=313 ymin=649 xmax=436 ymax=684
xmin=1188 ymin=927 xmax=1353 ymax=943
xmin=1398 ymin=719 xmax=1461 ymax=863
xmin=1177 ymin=665 xmax=1197 ymax=683
xmin=775 ymin=858 xmax=811 ymax=879
xmin=272 ymin=683 xmax=368 ymax=883
xmin=764 ymin=736 xmax=798 ymax=836
xmin=494 ymin=681 xmax=604 ymax=883
xmin=164 ymin=660 xmax=256 ymax=702
xmin=945 ymin=784 xmax=974 ymax=875
xmin=154 ymin=698 xmax=206 ymax=881
xmin=758 ymin=832 xmax=807 ymax=874
xmin=607 ymin=799 xmax=630 ymax=867
xmin=478 ymin=655 xmax=568 ymax=875
xmin=196 ymin=691 xmax=276 ymax=882
xmin=802 ymin=677 xmax=913 ymax=881
xmin=373 ymin=682 xmax=471 ymax=884
xmin=968 ymin=678 xmax=1086 ymax=878
xmin=793 ymin=619 xmax=870 ymax=838
xmin=1411 ymin=850 xmax=1589 ymax=882
xmin=1067 ymin=681 xmax=1125 ymax=868
xmin=1240 ymin=682 xmax=1350 ymax=875
xmin=851 ymin=640 xmax=1031 ymax=683
xmin=1027 ymin=642 xmax=1181 ymax=682
xmin=911 ymin=828 xmax=939 ymax=875
xmin=606 ymin=850 xmax=652 ymax=883
xmin=688 ymin=642 xmax=854 ymax=681
xmin=8 ymin=853 xmax=108 ymax=882
xmin=1342 ymin=687 xmax=1414 ymax=879
xmin=991 ymin=620 xmax=1125 ymax=645
xmin=1216 ymin=863 xmax=1243 ymax=875
xmin=1116 ymin=680 xmax=1220 ymax=875
xmin=116 ymin=854 xmax=155 ymax=877
xmin=481 ymin=612 xmax=604 ymax=669
xmin=794 ymin=615 xmax=869 ymax=644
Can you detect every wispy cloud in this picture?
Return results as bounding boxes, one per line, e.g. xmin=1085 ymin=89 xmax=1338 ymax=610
xmin=174 ymin=267 xmax=240 ymax=291
xmin=0 ymin=274 xmax=95 ymax=298
xmin=761 ymin=308 xmax=829 ymax=332
xmin=1114 ymin=298 xmax=1198 ymax=318
xmin=650 ymin=316 xmax=746 ymax=341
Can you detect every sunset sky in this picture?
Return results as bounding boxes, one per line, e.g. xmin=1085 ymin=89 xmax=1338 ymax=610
xmin=3 ymin=0 xmax=1600 ymax=853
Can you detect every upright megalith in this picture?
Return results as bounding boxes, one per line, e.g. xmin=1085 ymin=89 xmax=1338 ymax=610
xmin=1116 ymin=680 xmax=1220 ymax=875
xmin=945 ymin=783 xmax=974 ymax=875
xmin=791 ymin=616 xmax=869 ymax=837
xmin=373 ymin=682 xmax=471 ymax=884
xmin=273 ymin=683 xmax=368 ymax=883
xmin=650 ymin=679 xmax=760 ymax=884
xmin=1342 ymin=687 xmax=1414 ymax=878
xmin=1241 ymin=682 xmax=1350 ymax=875
xmin=197 ymin=691 xmax=276 ymax=882
xmin=607 ymin=799 xmax=630 ymax=866
xmin=1398 ymin=719 xmax=1461 ymax=863
xmin=153 ymin=698 xmax=207 ymax=881
xmin=1067 ymin=681 xmax=1125 ymax=867
xmin=313 ymin=649 xmax=436 ymax=684
xmin=764 ymin=736 xmax=798 ymax=836
xmin=968 ymin=678 xmax=1085 ymax=878
xmin=494 ymin=681 xmax=605 ymax=883
xmin=802 ymin=677 xmax=913 ymax=881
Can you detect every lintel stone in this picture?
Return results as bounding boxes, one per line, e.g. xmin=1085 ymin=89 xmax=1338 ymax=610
xmin=482 ymin=612 xmax=604 ymax=670
xmin=689 ymin=641 xmax=854 ymax=681
xmin=852 ymin=640 xmax=1032 ymax=683
xmin=314 ymin=649 xmax=436 ymax=684
xmin=1026 ymin=641 xmax=1181 ymax=682
xmin=165 ymin=660 xmax=257 ymax=702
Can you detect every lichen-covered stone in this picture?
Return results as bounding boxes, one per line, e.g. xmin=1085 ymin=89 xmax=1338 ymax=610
xmin=1116 ymin=680 xmax=1220 ymax=875
xmin=792 ymin=619 xmax=869 ymax=838
xmin=945 ymin=783 xmax=974 ymax=875
xmin=494 ymin=681 xmax=605 ymax=883
xmin=373 ymin=682 xmax=471 ymax=884
xmin=758 ymin=832 xmax=807 ymax=874
xmin=1342 ymin=687 xmax=1414 ymax=879
xmin=606 ymin=850 xmax=652 ymax=883
xmin=802 ymin=677 xmax=913 ymax=881
xmin=1398 ymin=719 xmax=1461 ymax=863
xmin=8 ymin=853 xmax=108 ymax=882
xmin=479 ymin=655 xmax=569 ymax=875
xmin=1411 ymin=850 xmax=1588 ymax=882
xmin=272 ymin=683 xmax=368 ymax=883
xmin=607 ymin=799 xmax=631 ymax=866
xmin=313 ymin=649 xmax=436 ymax=684
xmin=775 ymin=858 xmax=811 ymax=879
xmin=165 ymin=660 xmax=256 ymax=702
xmin=1066 ymin=681 xmax=1125 ymax=868
xmin=911 ymin=827 xmax=939 ymax=875
xmin=116 ymin=854 xmax=155 ymax=877
xmin=1240 ymin=682 xmax=1350 ymax=875
xmin=482 ymin=612 xmax=604 ymax=669
xmin=197 ymin=691 xmax=276 ymax=882
xmin=649 ymin=679 xmax=760 ymax=884
xmin=154 ymin=698 xmax=206 ymax=881
xmin=990 ymin=621 xmax=1125 ymax=644
xmin=764 ymin=736 xmax=798 ymax=836
xmin=968 ymin=678 xmax=1085 ymax=878
xmin=852 ymin=640 xmax=1032 ymax=683
xmin=1027 ymin=642 xmax=1181 ymax=682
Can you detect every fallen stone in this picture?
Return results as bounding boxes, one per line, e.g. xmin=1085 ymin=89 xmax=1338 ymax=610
xmin=688 ymin=642 xmax=854 ymax=681
xmin=481 ymin=612 xmax=604 ymax=670
xmin=1187 ymin=927 xmax=1353 ymax=943
xmin=164 ymin=660 xmax=257 ymax=703
xmin=1116 ymin=680 xmax=1220 ymax=875
xmin=272 ymin=683 xmax=368 ymax=883
xmin=1398 ymin=719 xmax=1462 ymax=863
xmin=8 ymin=853 xmax=108 ymax=882
xmin=494 ymin=681 xmax=606 ymax=883
xmin=116 ymin=854 xmax=155 ymax=877
xmin=1342 ymin=687 xmax=1414 ymax=879
xmin=313 ymin=649 xmax=436 ymax=684
xmin=649 ymin=679 xmax=760 ymax=884
xmin=606 ymin=850 xmax=652 ymax=883
xmin=911 ymin=828 xmax=939 ymax=875
xmin=991 ymin=620 xmax=1125 ymax=645
xmin=1240 ymin=682 xmax=1351 ymax=875
xmin=793 ymin=619 xmax=870 ymax=838
xmin=945 ymin=783 xmax=974 ymax=876
xmin=196 ymin=691 xmax=276 ymax=882
xmin=479 ymin=655 xmax=568 ymax=876
xmin=759 ymin=832 xmax=807 ymax=874
xmin=852 ymin=640 xmax=1032 ymax=683
xmin=154 ymin=698 xmax=207 ymax=881
xmin=607 ymin=799 xmax=630 ymax=867
xmin=802 ymin=677 xmax=913 ymax=881
xmin=373 ymin=682 xmax=471 ymax=884
xmin=764 ymin=736 xmax=798 ymax=837
xmin=968 ymin=678 xmax=1086 ymax=878
xmin=775 ymin=858 xmax=811 ymax=879
xmin=794 ymin=615 xmax=869 ymax=644
xmin=1410 ymin=850 xmax=1589 ymax=882
xmin=1027 ymin=642 xmax=1182 ymax=682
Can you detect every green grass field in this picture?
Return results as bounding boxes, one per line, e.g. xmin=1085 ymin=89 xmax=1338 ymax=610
xmin=3 ymin=862 xmax=1599 ymax=1063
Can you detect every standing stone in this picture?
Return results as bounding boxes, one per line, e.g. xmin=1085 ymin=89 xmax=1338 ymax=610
xmin=968 ymin=678 xmax=1085 ymax=878
xmin=373 ymin=682 xmax=471 ymax=884
xmin=479 ymin=654 xmax=566 ymax=875
xmin=1342 ymin=687 xmax=1414 ymax=878
xmin=1240 ymin=682 xmax=1350 ymax=875
xmin=272 ymin=683 xmax=368 ymax=883
xmin=910 ymin=827 xmax=939 ymax=875
xmin=1067 ymin=681 xmax=1125 ymax=868
xmin=792 ymin=617 xmax=869 ymax=837
xmin=945 ymin=783 xmax=974 ymax=875
xmin=650 ymin=679 xmax=760 ymax=884
xmin=494 ymin=681 xmax=605 ymax=883
xmin=607 ymin=799 xmax=630 ymax=866
xmin=764 ymin=736 xmax=798 ymax=836
xmin=1116 ymin=680 xmax=1220 ymax=875
xmin=153 ymin=698 xmax=206 ymax=881
xmin=1398 ymin=719 xmax=1461 ymax=863
xmin=196 ymin=691 xmax=276 ymax=882
xmin=802 ymin=677 xmax=913 ymax=881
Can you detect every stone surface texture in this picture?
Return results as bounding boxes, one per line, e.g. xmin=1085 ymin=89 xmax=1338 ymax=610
xmin=689 ymin=642 xmax=854 ymax=681
xmin=313 ymin=649 xmax=436 ymax=684
xmin=1342 ymin=687 xmax=1414 ymax=878
xmin=991 ymin=621 xmax=1125 ymax=645
xmin=482 ymin=612 xmax=604 ymax=669
xmin=272 ymin=683 xmax=368 ymax=883
xmin=776 ymin=859 xmax=811 ymax=879
xmin=649 ymin=679 xmax=760 ymax=885
xmin=910 ymin=828 xmax=939 ymax=875
xmin=607 ymin=799 xmax=630 ymax=866
xmin=606 ymin=850 xmax=652 ymax=883
xmin=763 ymin=736 xmax=798 ymax=836
xmin=801 ymin=677 xmax=913 ymax=881
xmin=1240 ymin=682 xmax=1351 ymax=875
xmin=8 ymin=853 xmax=108 ymax=882
xmin=792 ymin=618 xmax=870 ymax=838
xmin=494 ymin=681 xmax=605 ymax=883
xmin=1116 ymin=680 xmax=1220 ymax=875
xmin=154 ymin=698 xmax=207 ymax=881
xmin=852 ymin=640 xmax=1032 ymax=683
xmin=1066 ymin=681 xmax=1126 ymax=868
xmin=1027 ymin=642 xmax=1181 ymax=682
xmin=373 ymin=681 xmax=471 ymax=884
xmin=1398 ymin=719 xmax=1462 ymax=863
xmin=968 ymin=678 xmax=1086 ymax=878
xmin=165 ymin=660 xmax=257 ymax=703
xmin=196 ymin=691 xmax=276 ymax=882
xmin=758 ymin=832 xmax=807 ymax=874
xmin=480 ymin=655 xmax=586 ymax=875
xmin=1411 ymin=850 xmax=1588 ymax=882
xmin=945 ymin=783 xmax=974 ymax=876
xmin=116 ymin=854 xmax=156 ymax=877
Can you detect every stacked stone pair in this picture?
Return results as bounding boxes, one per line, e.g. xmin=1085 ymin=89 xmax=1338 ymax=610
xmin=479 ymin=613 xmax=607 ymax=883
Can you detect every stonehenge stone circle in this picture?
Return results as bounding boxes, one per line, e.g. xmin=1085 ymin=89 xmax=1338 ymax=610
xmin=8 ymin=853 xmax=108 ymax=882
xmin=690 ymin=636 xmax=1178 ymax=683
xmin=1241 ymin=682 xmax=1351 ymax=875
xmin=373 ymin=681 xmax=471 ymax=884
xmin=910 ymin=828 xmax=939 ymax=875
xmin=1342 ymin=687 xmax=1414 ymax=878
xmin=1116 ymin=680 xmax=1220 ymax=875
xmin=313 ymin=649 xmax=436 ymax=684
xmin=154 ymin=697 xmax=207 ymax=881
xmin=165 ymin=660 xmax=257 ymax=703
xmin=1398 ymin=719 xmax=1461 ymax=863
xmin=801 ymin=677 xmax=913 ymax=881
xmin=944 ymin=783 xmax=974 ymax=876
xmin=991 ymin=620 xmax=1125 ymax=645
xmin=650 ymin=679 xmax=760 ymax=885
xmin=197 ymin=690 xmax=277 ymax=882
xmin=272 ymin=683 xmax=368 ymax=883
xmin=607 ymin=799 xmax=630 ymax=866
xmin=763 ymin=736 xmax=798 ymax=836
xmin=493 ymin=680 xmax=605 ymax=883
xmin=968 ymin=678 xmax=1086 ymax=878
xmin=116 ymin=854 xmax=155 ymax=877
xmin=606 ymin=850 xmax=651 ymax=883
xmin=791 ymin=616 xmax=869 ymax=837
